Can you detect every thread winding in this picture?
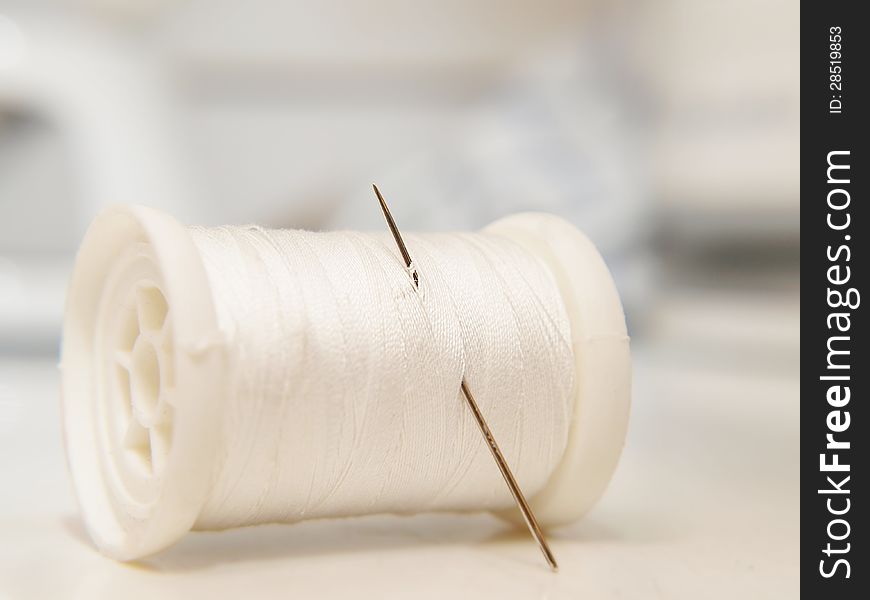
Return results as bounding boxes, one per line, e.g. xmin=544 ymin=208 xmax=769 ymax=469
xmin=187 ymin=226 xmax=575 ymax=529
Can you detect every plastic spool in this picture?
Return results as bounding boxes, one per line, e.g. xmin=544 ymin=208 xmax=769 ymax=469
xmin=61 ymin=205 xmax=631 ymax=560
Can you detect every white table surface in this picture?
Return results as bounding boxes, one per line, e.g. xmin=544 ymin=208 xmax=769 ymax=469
xmin=0 ymin=344 xmax=799 ymax=599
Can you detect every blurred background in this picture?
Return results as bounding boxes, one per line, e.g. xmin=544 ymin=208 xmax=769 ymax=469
xmin=1 ymin=0 xmax=798 ymax=598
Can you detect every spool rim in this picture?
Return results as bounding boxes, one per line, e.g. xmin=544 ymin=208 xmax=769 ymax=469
xmin=485 ymin=212 xmax=631 ymax=526
xmin=61 ymin=205 xmax=225 ymax=559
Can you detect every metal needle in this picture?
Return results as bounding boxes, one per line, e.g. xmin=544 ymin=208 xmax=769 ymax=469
xmin=373 ymin=184 xmax=559 ymax=572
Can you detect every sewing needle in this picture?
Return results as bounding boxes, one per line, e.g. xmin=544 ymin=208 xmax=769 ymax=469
xmin=372 ymin=184 xmax=559 ymax=572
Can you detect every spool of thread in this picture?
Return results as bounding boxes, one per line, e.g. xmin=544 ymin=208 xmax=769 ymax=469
xmin=61 ymin=205 xmax=630 ymax=560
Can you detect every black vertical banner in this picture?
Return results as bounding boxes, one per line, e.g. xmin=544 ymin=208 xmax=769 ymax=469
xmin=802 ymin=2 xmax=868 ymax=597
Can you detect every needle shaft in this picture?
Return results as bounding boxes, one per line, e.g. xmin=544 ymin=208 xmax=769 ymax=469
xmin=372 ymin=184 xmax=558 ymax=572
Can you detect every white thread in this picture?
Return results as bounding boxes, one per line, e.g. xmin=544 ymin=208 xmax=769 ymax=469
xmin=186 ymin=226 xmax=575 ymax=529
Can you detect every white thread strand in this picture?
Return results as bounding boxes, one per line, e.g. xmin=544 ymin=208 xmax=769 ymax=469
xmin=187 ymin=226 xmax=575 ymax=529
